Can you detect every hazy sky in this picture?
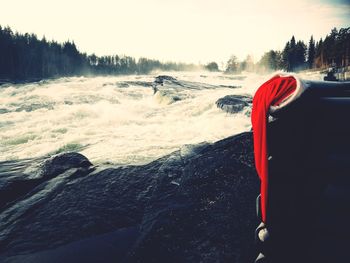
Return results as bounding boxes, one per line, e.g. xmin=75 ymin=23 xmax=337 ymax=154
xmin=0 ymin=0 xmax=349 ymax=64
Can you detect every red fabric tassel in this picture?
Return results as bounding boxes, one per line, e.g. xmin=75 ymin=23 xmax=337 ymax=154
xmin=251 ymin=75 xmax=296 ymax=223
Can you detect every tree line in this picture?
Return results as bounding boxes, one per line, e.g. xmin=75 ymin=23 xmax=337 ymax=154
xmin=223 ymin=27 xmax=350 ymax=73
xmin=1 ymin=25 xmax=349 ymax=81
xmin=0 ymin=25 xmax=199 ymax=82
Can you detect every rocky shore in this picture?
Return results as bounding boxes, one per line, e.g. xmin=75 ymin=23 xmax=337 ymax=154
xmin=0 ymin=132 xmax=259 ymax=263
xmin=216 ymin=95 xmax=252 ymax=115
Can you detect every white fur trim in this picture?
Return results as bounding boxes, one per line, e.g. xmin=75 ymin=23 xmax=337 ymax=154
xmin=258 ymin=227 xmax=270 ymax=242
xmin=269 ymin=73 xmax=306 ymax=113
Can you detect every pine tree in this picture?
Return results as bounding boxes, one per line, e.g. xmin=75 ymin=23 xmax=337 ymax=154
xmin=307 ymin=36 xmax=315 ymax=69
xmin=281 ymin=41 xmax=291 ymax=71
xmin=289 ymin=36 xmax=296 ymax=70
xmin=295 ymin=40 xmax=307 ymax=70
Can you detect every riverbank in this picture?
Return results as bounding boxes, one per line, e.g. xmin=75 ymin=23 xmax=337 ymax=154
xmin=0 ymin=132 xmax=259 ymax=263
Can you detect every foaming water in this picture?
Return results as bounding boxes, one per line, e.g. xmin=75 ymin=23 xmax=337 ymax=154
xmin=0 ymin=71 xmax=322 ymax=165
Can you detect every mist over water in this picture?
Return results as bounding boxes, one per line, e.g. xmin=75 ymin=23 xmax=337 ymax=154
xmin=0 ymin=71 xmax=322 ymax=165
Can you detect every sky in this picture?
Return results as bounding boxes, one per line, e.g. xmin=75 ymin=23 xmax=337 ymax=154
xmin=0 ymin=0 xmax=349 ymax=64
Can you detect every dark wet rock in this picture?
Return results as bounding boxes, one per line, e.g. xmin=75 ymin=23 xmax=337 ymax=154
xmin=154 ymin=75 xmax=183 ymax=88
xmin=152 ymin=75 xmax=198 ymax=103
xmin=155 ymin=75 xmax=178 ymax=84
xmin=0 ymin=132 xmax=259 ymax=263
xmin=116 ymin=82 xmax=130 ymax=88
xmin=0 ymin=158 xmax=163 ymax=260
xmin=39 ymin=152 xmax=93 ymax=178
xmin=0 ymin=178 xmax=43 ymax=210
xmin=219 ymin=75 xmax=247 ymax=81
xmin=0 ymin=108 xmax=10 ymax=114
xmin=0 ymin=158 xmax=44 ymax=210
xmin=219 ymin=84 xmax=242 ymax=89
xmin=152 ymin=75 xmax=223 ymax=99
xmin=216 ymin=95 xmax=252 ymax=114
xmin=125 ymin=81 xmax=153 ymax=87
xmin=64 ymin=100 xmax=74 ymax=105
xmin=126 ymin=132 xmax=258 ymax=263
xmin=103 ymin=81 xmax=153 ymax=88
xmin=0 ymin=153 xmax=94 ymax=210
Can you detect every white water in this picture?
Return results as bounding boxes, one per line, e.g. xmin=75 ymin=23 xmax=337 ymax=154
xmin=0 ymin=71 xmax=322 ymax=165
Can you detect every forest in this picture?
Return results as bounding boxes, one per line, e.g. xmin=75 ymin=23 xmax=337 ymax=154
xmin=0 ymin=25 xmax=349 ymax=81
xmin=252 ymin=27 xmax=350 ymax=73
xmin=222 ymin=27 xmax=349 ymax=73
xmin=0 ymin=25 xmax=199 ymax=81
